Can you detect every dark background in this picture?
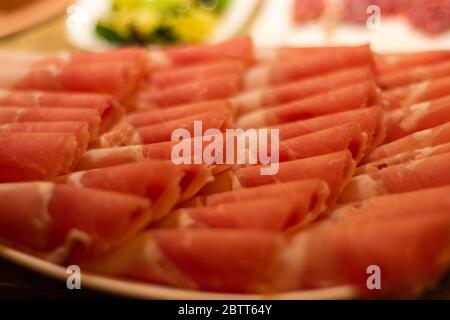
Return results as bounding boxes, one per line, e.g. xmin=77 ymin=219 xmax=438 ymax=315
xmin=0 ymin=257 xmax=116 ymax=299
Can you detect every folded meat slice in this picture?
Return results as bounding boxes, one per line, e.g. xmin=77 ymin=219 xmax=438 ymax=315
xmin=0 ymin=132 xmax=78 ymax=182
xmin=150 ymin=60 xmax=245 ymax=90
xmin=384 ymin=95 xmax=450 ymax=142
xmin=84 ymin=186 xmax=450 ymax=296
xmin=363 ymin=122 xmax=450 ymax=163
xmin=75 ymin=142 xmax=175 ymax=170
xmin=0 ymin=90 xmax=121 ymax=114
xmin=356 ymin=142 xmax=450 ymax=175
xmin=387 ymin=76 xmax=450 ymax=107
xmin=244 ymin=44 xmax=373 ymax=89
xmin=234 ymin=67 xmax=373 ymax=114
xmin=234 ymin=123 xmax=365 ymax=168
xmin=237 ymin=81 xmax=378 ymax=128
xmin=376 ymin=50 xmax=450 ymax=74
xmin=0 ymin=47 xmax=147 ymax=67
xmin=0 ymin=107 xmax=101 ymax=141
xmin=0 ymin=90 xmax=124 ymax=131
xmin=57 ymin=161 xmax=181 ymax=219
xmin=164 ymin=179 xmax=330 ymax=230
xmin=203 ymin=150 xmax=354 ymax=203
xmin=83 ymin=229 xmax=283 ymax=293
xmin=234 ymin=149 xmax=353 ymax=190
xmin=339 ymin=152 xmax=450 ymax=203
xmin=160 ymin=193 xmax=328 ymax=231
xmin=256 ymin=45 xmax=369 ymax=62
xmin=0 ymin=122 xmax=89 ymax=161
xmin=272 ymin=211 xmax=450 ymax=297
xmin=205 ymin=179 xmax=329 ymax=207
xmin=126 ymin=100 xmax=234 ymax=127
xmin=77 ymin=135 xmax=228 ymax=175
xmin=275 ymin=106 xmax=384 ymax=149
xmin=0 ymin=182 xmax=153 ymax=262
xmin=69 ymin=47 xmax=148 ymax=66
xmin=137 ymin=75 xmax=241 ymax=108
xmin=326 ymin=185 xmax=450 ymax=221
xmin=59 ymin=161 xmax=212 ymax=218
xmin=278 ymin=123 xmax=367 ymax=162
xmin=0 ymin=62 xmax=143 ymax=101
xmin=147 ymin=37 xmax=254 ymax=70
xmin=100 ymin=108 xmax=232 ymax=147
xmin=230 ymin=122 xmax=365 ymax=171
xmin=378 ymin=60 xmax=450 ymax=89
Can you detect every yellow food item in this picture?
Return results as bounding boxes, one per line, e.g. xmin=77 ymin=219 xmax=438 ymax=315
xmin=133 ymin=9 xmax=162 ymax=36
xmin=168 ymin=9 xmax=218 ymax=43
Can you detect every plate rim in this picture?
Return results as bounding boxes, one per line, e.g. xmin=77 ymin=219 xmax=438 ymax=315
xmin=0 ymin=244 xmax=358 ymax=300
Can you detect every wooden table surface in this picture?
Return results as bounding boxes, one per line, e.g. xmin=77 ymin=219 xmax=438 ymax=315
xmin=0 ymin=10 xmax=450 ymax=301
xmin=0 ymin=14 xmax=72 ymax=51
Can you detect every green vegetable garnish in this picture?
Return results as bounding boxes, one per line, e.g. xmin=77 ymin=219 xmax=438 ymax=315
xmin=96 ymin=23 xmax=130 ymax=44
xmin=198 ymin=0 xmax=229 ymax=12
xmin=96 ymin=0 xmax=230 ymax=45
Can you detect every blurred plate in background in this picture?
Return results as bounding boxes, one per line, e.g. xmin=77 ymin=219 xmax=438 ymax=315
xmin=251 ymin=0 xmax=450 ymax=52
xmin=66 ymin=0 xmax=260 ymax=50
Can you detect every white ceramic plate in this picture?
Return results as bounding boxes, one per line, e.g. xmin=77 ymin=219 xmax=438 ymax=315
xmin=0 ymin=244 xmax=357 ymax=300
xmin=65 ymin=0 xmax=260 ymax=50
